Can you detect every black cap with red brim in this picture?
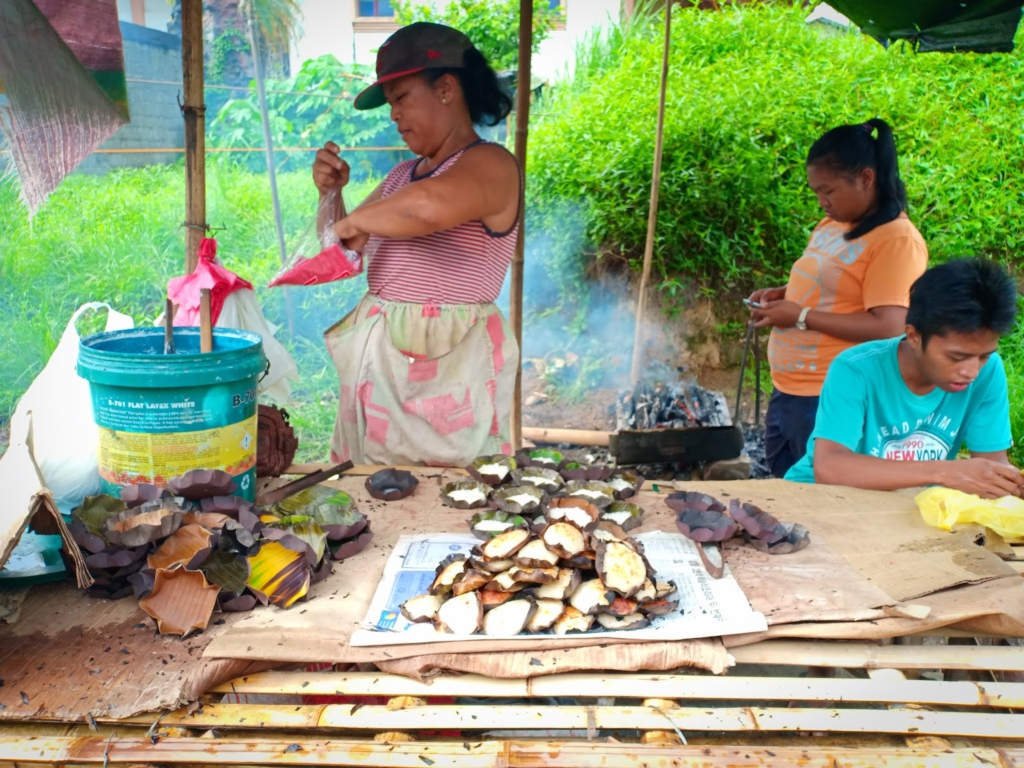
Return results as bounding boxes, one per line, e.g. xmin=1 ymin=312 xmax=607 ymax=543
xmin=354 ymin=22 xmax=474 ymax=111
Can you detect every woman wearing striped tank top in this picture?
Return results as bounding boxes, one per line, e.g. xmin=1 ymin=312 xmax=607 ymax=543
xmin=311 ymin=22 xmax=521 ymax=467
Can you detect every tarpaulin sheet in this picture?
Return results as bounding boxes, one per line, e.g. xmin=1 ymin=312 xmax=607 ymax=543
xmin=828 ymin=0 xmax=1024 ymax=52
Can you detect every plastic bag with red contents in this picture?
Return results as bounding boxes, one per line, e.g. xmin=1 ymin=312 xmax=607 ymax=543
xmin=268 ymin=188 xmax=364 ymax=288
xmin=167 ymin=237 xmax=253 ymax=325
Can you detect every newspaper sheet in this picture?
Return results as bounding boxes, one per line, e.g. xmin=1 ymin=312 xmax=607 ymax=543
xmin=350 ymin=531 xmax=766 ymax=647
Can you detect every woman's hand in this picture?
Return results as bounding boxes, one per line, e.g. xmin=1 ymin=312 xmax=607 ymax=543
xmin=313 ymin=141 xmax=350 ymax=195
xmin=333 ymin=217 xmax=369 ymax=253
xmin=748 ymin=286 xmax=786 ymax=305
xmin=752 ymin=299 xmax=802 ymax=329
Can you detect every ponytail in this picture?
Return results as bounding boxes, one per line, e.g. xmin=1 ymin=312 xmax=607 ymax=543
xmin=806 ymin=118 xmax=907 ymax=240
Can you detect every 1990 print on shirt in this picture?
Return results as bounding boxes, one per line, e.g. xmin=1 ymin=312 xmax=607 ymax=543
xmin=785 ymin=337 xmax=1012 ymax=484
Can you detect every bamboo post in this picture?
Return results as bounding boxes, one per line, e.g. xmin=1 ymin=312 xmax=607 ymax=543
xmin=199 ymin=288 xmax=213 ymax=352
xmin=629 ymin=1 xmax=673 ymax=383
xmin=509 ymin=0 xmax=533 ymax=451
xmin=181 ymin=0 xmax=207 ymax=273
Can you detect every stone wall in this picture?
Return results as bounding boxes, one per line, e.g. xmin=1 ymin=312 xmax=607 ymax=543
xmin=77 ymin=22 xmax=185 ymax=173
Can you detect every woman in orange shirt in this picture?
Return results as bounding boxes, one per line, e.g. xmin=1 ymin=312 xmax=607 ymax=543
xmin=748 ymin=119 xmax=928 ymax=478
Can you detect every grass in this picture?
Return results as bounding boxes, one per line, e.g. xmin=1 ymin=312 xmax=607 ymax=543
xmin=0 ymin=161 xmax=379 ymax=461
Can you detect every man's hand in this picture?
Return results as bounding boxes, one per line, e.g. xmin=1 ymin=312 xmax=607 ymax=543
xmin=752 ymin=299 xmax=802 ymax=329
xmin=938 ymin=458 xmax=1024 ymax=499
xmin=313 ymin=141 xmax=350 ymax=195
xmin=748 ymin=286 xmax=786 ymax=305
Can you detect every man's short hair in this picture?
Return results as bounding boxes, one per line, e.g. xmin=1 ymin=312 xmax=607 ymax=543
xmin=906 ymin=258 xmax=1019 ymax=346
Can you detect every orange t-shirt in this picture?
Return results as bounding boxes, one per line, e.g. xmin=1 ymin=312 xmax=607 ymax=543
xmin=768 ymin=214 xmax=928 ymax=397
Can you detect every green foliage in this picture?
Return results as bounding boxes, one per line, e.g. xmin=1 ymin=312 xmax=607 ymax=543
xmin=393 ymin=0 xmax=558 ymax=72
xmin=208 ymin=55 xmax=410 ymax=177
xmin=527 ymin=4 xmax=1024 ymax=294
xmin=0 ymin=166 xmax=380 ymax=461
xmin=207 ymin=31 xmax=250 ymax=83
xmin=246 ymin=0 xmax=303 ymax=52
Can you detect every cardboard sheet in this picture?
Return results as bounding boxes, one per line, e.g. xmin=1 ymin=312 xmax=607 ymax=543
xmin=204 ymin=473 xmax=1022 ymax=669
xmin=374 ymin=637 xmax=731 ymax=682
xmin=0 ymin=582 xmax=277 ymax=720
xmin=0 ymin=417 xmax=89 ymax=587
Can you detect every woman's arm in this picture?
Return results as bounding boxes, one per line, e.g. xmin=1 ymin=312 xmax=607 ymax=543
xmin=752 ymin=302 xmax=907 ymax=343
xmin=334 ymin=145 xmax=519 ymax=242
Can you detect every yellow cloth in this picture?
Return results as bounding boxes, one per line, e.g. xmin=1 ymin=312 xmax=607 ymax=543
xmin=916 ymin=487 xmax=1024 ymax=539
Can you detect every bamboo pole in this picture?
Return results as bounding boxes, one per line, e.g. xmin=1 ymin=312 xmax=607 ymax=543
xmin=509 ymin=0 xmax=533 ymax=451
xmin=522 ymin=427 xmax=610 ymax=447
xmin=209 ymin=670 xmax=1024 ymax=708
xmin=244 ymin=4 xmax=296 ymax=338
xmin=629 ymin=1 xmax=673 ymax=383
xmin=2 ymin=737 xmax=1015 ymax=768
xmin=93 ymin=702 xmax=1024 ymax=739
xmin=181 ymin=0 xmax=207 ymax=273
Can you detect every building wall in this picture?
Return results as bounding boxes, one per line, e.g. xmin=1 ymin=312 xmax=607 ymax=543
xmin=115 ymin=0 xmax=174 ymax=32
xmin=292 ymin=0 xmax=621 ymax=82
xmin=77 ymin=22 xmax=185 ymax=174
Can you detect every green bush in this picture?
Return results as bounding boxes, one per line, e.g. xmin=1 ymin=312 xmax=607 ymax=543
xmin=208 ymin=55 xmax=409 ymax=178
xmin=527 ymin=3 xmax=1024 ymax=293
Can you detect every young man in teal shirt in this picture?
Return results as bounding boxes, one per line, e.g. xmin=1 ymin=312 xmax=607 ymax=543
xmin=786 ymin=258 xmax=1023 ymax=499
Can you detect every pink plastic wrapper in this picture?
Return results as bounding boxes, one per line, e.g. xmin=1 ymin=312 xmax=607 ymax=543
xmin=167 ymin=238 xmax=253 ymax=325
xmin=268 ymin=244 xmax=363 ymax=288
xmin=268 ymin=189 xmax=365 ymax=288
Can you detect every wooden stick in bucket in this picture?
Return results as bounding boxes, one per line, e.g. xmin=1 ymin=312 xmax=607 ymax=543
xmin=164 ymin=298 xmax=175 ymax=355
xmin=199 ymin=288 xmax=213 ymax=353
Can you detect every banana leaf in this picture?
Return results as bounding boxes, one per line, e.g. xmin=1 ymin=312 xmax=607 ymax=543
xmin=246 ymin=541 xmax=311 ymax=609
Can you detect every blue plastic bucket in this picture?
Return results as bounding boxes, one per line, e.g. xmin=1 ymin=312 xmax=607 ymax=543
xmin=77 ymin=328 xmax=267 ymax=502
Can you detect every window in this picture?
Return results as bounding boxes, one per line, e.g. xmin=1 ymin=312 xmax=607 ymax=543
xmin=358 ymin=0 xmax=393 ymax=17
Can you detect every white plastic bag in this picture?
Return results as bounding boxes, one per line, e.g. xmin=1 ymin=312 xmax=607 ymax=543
xmin=217 ymin=288 xmax=299 ymax=403
xmin=12 ymin=303 xmax=133 ymax=512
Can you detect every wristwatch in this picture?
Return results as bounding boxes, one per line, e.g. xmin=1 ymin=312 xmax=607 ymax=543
xmin=795 ymin=307 xmax=812 ymax=331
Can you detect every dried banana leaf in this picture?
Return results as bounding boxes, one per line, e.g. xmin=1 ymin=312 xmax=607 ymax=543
xmin=104 ymin=500 xmax=184 ymax=548
xmin=168 ymin=469 xmax=237 ymax=500
xmin=365 ymin=468 xmax=418 ymax=501
xmin=120 ymin=484 xmax=163 ymax=509
xmin=246 ymin=541 xmax=311 ymax=609
xmin=73 ymin=494 xmax=127 ymax=537
xmin=200 ymin=550 xmax=251 ymax=594
xmin=138 ymin=567 xmax=220 ymax=637
xmin=147 ymin=525 xmax=214 ymax=571
xmin=466 ymin=455 xmax=517 ymax=487
xmin=262 ymin=515 xmax=328 ymax=565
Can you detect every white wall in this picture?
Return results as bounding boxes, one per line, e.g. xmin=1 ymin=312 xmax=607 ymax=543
xmin=294 ymin=0 xmax=620 ymax=81
xmin=534 ymin=0 xmax=620 ymax=82
xmin=291 ymin=0 xmax=357 ymax=72
xmin=115 ymin=0 xmax=173 ymax=33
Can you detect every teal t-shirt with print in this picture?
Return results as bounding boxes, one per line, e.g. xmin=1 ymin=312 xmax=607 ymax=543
xmin=786 ymin=337 xmax=1012 ymax=484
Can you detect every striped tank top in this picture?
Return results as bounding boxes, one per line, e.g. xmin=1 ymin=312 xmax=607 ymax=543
xmin=364 ymin=141 xmax=519 ymax=304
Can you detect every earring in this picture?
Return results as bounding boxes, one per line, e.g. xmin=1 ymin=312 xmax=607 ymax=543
xmin=441 ymin=98 xmax=447 ymax=104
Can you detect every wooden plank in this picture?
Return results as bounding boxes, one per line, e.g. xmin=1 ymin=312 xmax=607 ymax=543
xmin=731 ymin=640 xmax=1024 ymax=671
xmin=78 ymin=703 xmax=1024 ymax=739
xmin=210 ymin=671 xmax=1024 ymax=708
xmin=0 ymin=737 xmax=1013 ymax=767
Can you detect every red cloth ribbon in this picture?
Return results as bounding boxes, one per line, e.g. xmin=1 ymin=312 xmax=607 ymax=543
xmin=167 ymin=237 xmax=254 ymax=326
